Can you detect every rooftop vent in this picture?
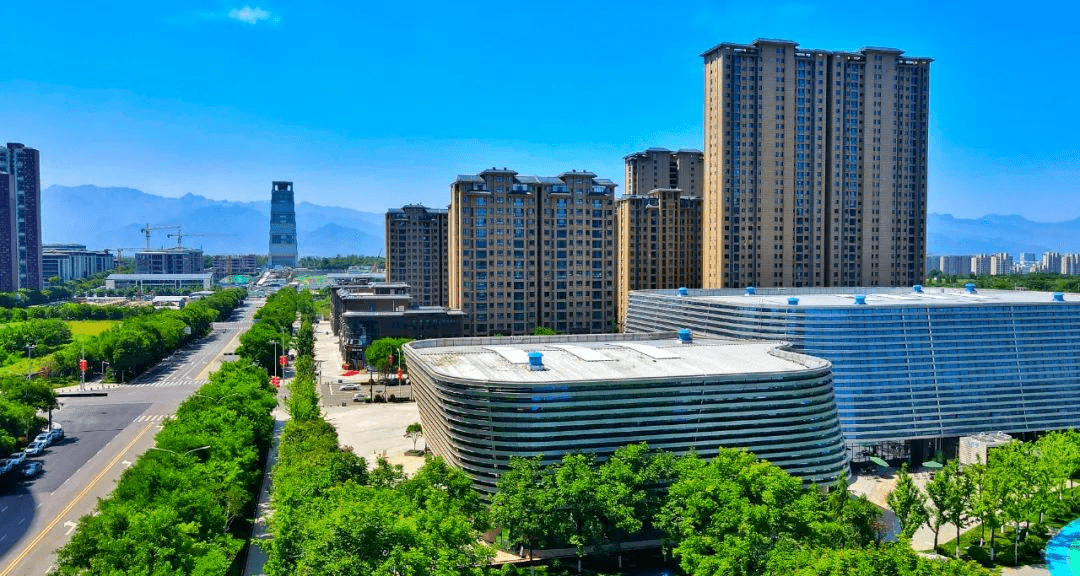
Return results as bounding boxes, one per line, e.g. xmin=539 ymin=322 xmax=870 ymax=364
xmin=678 ymin=329 xmax=693 ymax=344
xmin=788 ymin=297 xmax=799 ymax=306
xmin=913 ymin=284 xmax=923 ymax=293
xmin=854 ymin=294 xmax=867 ymax=305
xmin=745 ymin=286 xmax=756 ymax=296
xmin=1054 ymin=292 xmax=1065 ymax=302
xmin=677 ymin=287 xmax=688 ymax=297
xmin=965 ymin=283 xmax=977 ymax=294
xmin=527 ymin=352 xmax=545 ymax=371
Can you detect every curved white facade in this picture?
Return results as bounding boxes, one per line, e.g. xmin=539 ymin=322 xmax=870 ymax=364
xmin=404 ymin=332 xmax=848 ymax=495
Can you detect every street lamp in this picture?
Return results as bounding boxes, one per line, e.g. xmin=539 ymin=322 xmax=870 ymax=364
xmin=101 ymin=361 xmax=109 ymax=382
xmin=269 ymin=339 xmax=279 ymax=378
xmin=24 ymin=344 xmax=36 ymax=380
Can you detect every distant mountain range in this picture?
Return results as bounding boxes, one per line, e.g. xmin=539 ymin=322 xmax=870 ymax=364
xmin=42 ymin=185 xmax=385 ymax=257
xmin=41 ymin=185 xmax=1080 ymax=257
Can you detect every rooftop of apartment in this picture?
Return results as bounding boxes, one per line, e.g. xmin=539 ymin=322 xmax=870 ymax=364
xmin=405 ymin=331 xmax=824 ymax=384
xmin=642 ymin=286 xmax=1079 ymax=308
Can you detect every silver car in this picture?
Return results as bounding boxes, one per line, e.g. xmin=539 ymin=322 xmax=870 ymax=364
xmin=33 ymin=432 xmax=51 ymax=447
xmin=24 ymin=440 xmax=46 ymax=456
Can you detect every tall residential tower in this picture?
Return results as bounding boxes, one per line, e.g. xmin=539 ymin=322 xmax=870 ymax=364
xmin=449 ymin=168 xmax=617 ymax=336
xmin=268 ymin=181 xmax=298 ymax=268
xmin=386 ymin=205 xmax=449 ymax=307
xmin=701 ymin=39 xmax=930 ymax=288
xmin=0 ymin=143 xmax=43 ymax=291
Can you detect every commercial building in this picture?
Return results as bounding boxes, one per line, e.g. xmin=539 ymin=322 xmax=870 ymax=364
xmin=105 ymin=273 xmax=213 ymax=291
xmin=42 ymin=244 xmax=116 ymax=282
xmin=269 ymin=181 xmax=298 ymax=268
xmin=135 ymin=248 xmax=204 ymax=275
xmin=212 ymin=254 xmax=259 ymax=278
xmin=615 ymin=189 xmax=702 ymax=330
xmin=449 ymin=168 xmax=617 ymax=336
xmin=701 ymin=39 xmax=930 ymax=289
xmin=0 ymin=143 xmax=43 ymax=291
xmin=404 ymin=331 xmax=849 ymax=495
xmin=386 ymin=205 xmax=449 ymax=307
xmin=626 ymin=286 xmax=1080 ymax=464
xmin=931 ymin=255 xmax=973 ymax=276
xmin=623 ymin=148 xmax=704 ymax=196
xmin=329 ymin=281 xmax=463 ymax=368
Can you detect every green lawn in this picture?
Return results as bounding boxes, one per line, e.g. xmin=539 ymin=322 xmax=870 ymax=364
xmin=67 ymin=319 xmax=118 ymax=336
xmin=937 ymin=488 xmax=1080 ymax=567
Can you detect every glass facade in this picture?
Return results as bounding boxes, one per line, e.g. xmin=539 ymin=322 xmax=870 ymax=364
xmin=627 ymin=288 xmax=1080 ymax=451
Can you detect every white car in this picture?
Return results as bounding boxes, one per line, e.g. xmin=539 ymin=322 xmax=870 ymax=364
xmin=340 ymin=383 xmax=360 ymax=392
xmin=33 ymin=433 xmax=52 ymax=447
xmin=24 ymin=440 xmax=46 ymax=456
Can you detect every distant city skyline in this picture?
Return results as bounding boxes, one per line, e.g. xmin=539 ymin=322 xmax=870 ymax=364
xmin=2 ymin=1 xmax=1079 ymax=221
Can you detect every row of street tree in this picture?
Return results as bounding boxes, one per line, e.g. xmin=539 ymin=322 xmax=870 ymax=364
xmin=492 ymin=446 xmax=995 ymax=576
xmin=888 ymin=430 xmax=1080 ymax=565
xmin=43 ymin=288 xmax=246 ymax=381
xmin=264 ymin=295 xmax=495 ymax=575
xmin=53 ymin=360 xmax=279 ymax=574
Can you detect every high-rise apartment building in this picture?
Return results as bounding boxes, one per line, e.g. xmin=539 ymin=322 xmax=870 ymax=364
xmin=615 ymin=189 xmax=702 ymax=330
xmin=0 ymin=143 xmax=43 ymax=291
xmin=624 ymin=148 xmax=704 ymax=196
xmin=386 ymin=205 xmax=449 ymax=307
xmin=701 ymin=39 xmax=931 ymax=288
xmin=449 ymin=168 xmax=617 ymax=336
xmin=269 ymin=181 xmax=297 ymax=268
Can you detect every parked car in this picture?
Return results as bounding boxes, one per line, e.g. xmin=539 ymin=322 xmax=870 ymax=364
xmin=7 ymin=452 xmax=26 ymax=467
xmin=33 ymin=432 xmax=52 ymax=447
xmin=24 ymin=440 xmax=46 ymax=456
xmin=0 ymin=459 xmax=14 ymax=475
xmin=48 ymin=427 xmax=64 ymax=443
xmin=21 ymin=461 xmax=42 ymax=478
xmin=352 ymin=393 xmax=366 ymax=402
xmin=340 ymin=383 xmax=360 ymax=392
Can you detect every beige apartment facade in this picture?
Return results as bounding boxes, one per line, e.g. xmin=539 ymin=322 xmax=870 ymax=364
xmin=385 ymin=205 xmax=449 ymax=307
xmin=702 ymin=39 xmax=930 ymax=289
xmin=449 ymin=168 xmax=617 ymax=336
xmin=624 ymin=148 xmax=704 ymax=196
xmin=615 ymin=189 xmax=702 ymax=330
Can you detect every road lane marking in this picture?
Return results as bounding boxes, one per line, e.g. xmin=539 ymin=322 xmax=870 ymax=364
xmin=0 ymin=422 xmax=155 ymax=576
xmin=63 ymin=521 xmax=77 ymax=536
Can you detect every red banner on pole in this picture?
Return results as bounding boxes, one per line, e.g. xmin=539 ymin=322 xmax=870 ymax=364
xmin=79 ymin=359 xmax=87 ymax=372
xmin=279 ymin=355 xmax=288 ymax=367
xmin=397 ymin=368 xmax=402 ymax=380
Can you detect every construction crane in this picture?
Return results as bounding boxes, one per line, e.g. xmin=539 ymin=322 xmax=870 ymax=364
xmin=167 ymin=229 xmax=234 ymax=248
xmin=139 ymin=223 xmax=180 ymax=250
xmin=113 ymin=248 xmax=146 ymax=271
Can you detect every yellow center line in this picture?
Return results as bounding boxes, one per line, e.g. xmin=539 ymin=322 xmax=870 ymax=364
xmin=0 ymin=422 xmax=156 ymax=576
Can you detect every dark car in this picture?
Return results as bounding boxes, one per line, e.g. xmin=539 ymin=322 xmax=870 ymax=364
xmin=21 ymin=461 xmax=42 ymax=478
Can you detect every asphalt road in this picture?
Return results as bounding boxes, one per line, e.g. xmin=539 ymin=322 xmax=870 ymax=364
xmin=0 ymin=298 xmax=261 ymax=576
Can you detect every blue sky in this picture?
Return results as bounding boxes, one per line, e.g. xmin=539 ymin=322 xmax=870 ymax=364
xmin=2 ymin=0 xmax=1078 ymax=220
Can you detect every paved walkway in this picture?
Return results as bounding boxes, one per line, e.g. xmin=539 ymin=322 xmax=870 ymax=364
xmin=242 ymin=371 xmax=292 ymax=575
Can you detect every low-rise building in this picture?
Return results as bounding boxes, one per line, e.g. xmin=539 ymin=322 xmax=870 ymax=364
xmin=404 ymin=331 xmax=849 ymax=495
xmin=105 ymin=273 xmax=213 ymax=291
xmin=135 ymin=248 xmax=204 ymax=275
xmin=42 ymin=244 xmax=116 ymax=282
xmin=330 ymin=281 xmax=463 ymax=368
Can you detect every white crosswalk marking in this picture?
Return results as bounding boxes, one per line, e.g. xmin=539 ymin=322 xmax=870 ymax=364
xmin=134 ymin=414 xmax=171 ymax=422
xmin=128 ymin=377 xmax=208 ymax=388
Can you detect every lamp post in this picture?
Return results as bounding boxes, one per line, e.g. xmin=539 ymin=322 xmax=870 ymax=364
xmin=25 ymin=344 xmax=36 ymax=380
xmin=269 ymin=340 xmax=279 ymax=379
xmin=101 ymin=361 xmax=109 ymax=382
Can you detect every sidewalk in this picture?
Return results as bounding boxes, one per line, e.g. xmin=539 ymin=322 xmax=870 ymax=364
xmin=242 ymin=381 xmax=291 ymax=575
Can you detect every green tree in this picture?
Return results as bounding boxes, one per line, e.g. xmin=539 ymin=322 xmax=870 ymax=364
xmin=925 ymin=459 xmax=972 ymax=557
xmin=887 ymin=462 xmax=928 ymax=540
xmin=491 ymin=455 xmax=559 ymax=563
xmin=404 ymin=422 xmax=423 ymax=452
xmin=655 ymin=448 xmax=811 ymax=576
xmin=364 ymin=337 xmax=412 ymax=373
xmin=551 ymin=452 xmax=604 ymax=573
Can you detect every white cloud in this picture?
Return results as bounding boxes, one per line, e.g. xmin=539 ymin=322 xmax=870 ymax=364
xmin=227 ymin=6 xmax=273 ymax=24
